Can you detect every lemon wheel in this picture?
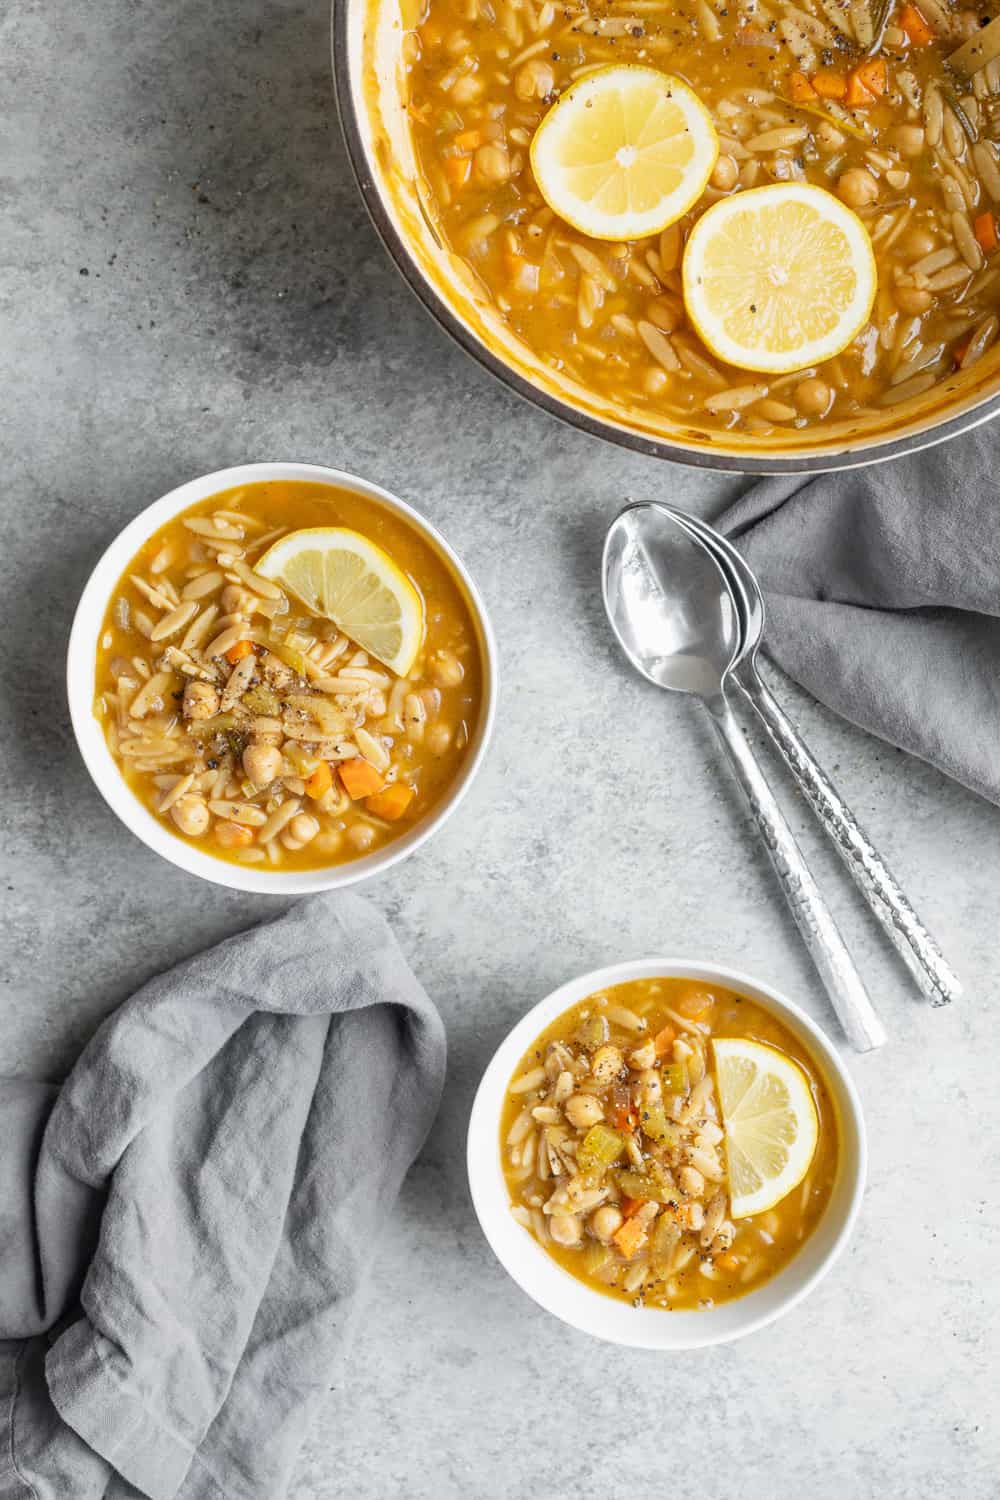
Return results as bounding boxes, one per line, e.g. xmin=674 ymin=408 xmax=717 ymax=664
xmin=529 ymin=65 xmax=719 ymax=242
xmin=711 ymin=1037 xmax=820 ymax=1218
xmin=682 ymin=182 xmax=877 ymax=374
xmin=255 ymin=528 xmax=424 ymax=676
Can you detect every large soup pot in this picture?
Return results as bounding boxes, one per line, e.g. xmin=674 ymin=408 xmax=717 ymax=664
xmin=333 ymin=0 xmax=1000 ymax=473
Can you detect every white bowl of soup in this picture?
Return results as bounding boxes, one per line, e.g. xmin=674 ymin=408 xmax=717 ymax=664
xmin=468 ymin=960 xmax=866 ymax=1348
xmin=68 ymin=462 xmax=497 ymax=892
xmin=335 ymin=0 xmax=1000 ymax=472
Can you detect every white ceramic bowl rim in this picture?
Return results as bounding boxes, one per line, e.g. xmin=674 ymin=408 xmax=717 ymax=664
xmin=67 ymin=461 xmax=498 ymax=893
xmin=467 ymin=958 xmax=867 ymax=1349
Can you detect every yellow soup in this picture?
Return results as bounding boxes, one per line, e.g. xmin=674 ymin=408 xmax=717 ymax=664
xmin=94 ymin=479 xmax=483 ymax=871
xmin=499 ymin=977 xmax=838 ymax=1310
xmin=397 ymin=0 xmax=1000 ymax=441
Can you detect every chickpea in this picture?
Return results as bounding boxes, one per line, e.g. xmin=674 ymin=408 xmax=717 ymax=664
xmin=590 ymin=1205 xmax=624 ymax=1242
xmin=887 ymin=124 xmax=926 ymax=158
xmin=215 ymin=819 xmax=254 ymax=849
xmin=182 ymin=680 xmax=220 ymax=720
xmin=900 ymin=225 xmax=937 ymax=261
xmin=243 ymin=742 xmax=283 ymax=786
xmin=170 ymin=795 xmax=210 ymax=838
xmin=647 ymin=294 xmax=684 ymax=333
xmin=430 ymin=650 xmax=465 ymax=688
xmin=590 ymin=1044 xmax=624 ymax=1087
xmin=794 ymin=376 xmax=832 ymax=416
xmin=836 ymin=167 xmax=879 ymax=209
xmin=426 ymin=722 xmax=452 ymax=756
xmin=628 ymin=1039 xmax=657 ymax=1071
xmin=565 ymin=1093 xmax=605 ymax=1130
xmin=474 ymin=143 xmax=510 ymax=186
xmin=347 ymin=822 xmax=376 ymax=852
xmin=711 ymin=153 xmax=738 ymax=191
xmin=451 ymin=74 xmax=484 ymax=105
xmin=549 ymin=1213 xmax=583 ymax=1247
xmin=678 ymin=1165 xmax=705 ymax=1197
xmin=895 ymin=284 xmax=933 ymax=315
xmin=814 ymin=120 xmax=846 ymax=152
xmin=288 ymin=812 xmax=320 ymax=846
xmin=514 ymin=57 xmax=554 ymax=102
xmin=642 ymin=367 xmax=669 ymax=397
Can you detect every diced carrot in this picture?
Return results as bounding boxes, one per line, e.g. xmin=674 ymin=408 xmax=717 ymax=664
xmin=612 ymin=1216 xmax=648 ymax=1259
xmin=854 ymin=58 xmax=888 ymax=97
xmin=453 ymin=128 xmax=483 ymax=150
xmin=619 ymin=1195 xmax=650 ymax=1219
xmin=811 ymin=69 xmax=848 ymax=100
xmin=975 ymin=210 xmax=999 ymax=253
xmin=443 ymin=154 xmax=472 ymax=189
xmin=365 ymin=783 xmax=416 ymax=821
xmin=788 ymin=70 xmax=818 ymax=102
xmin=717 ymin=1252 xmax=742 ymax=1273
xmin=338 ymin=759 xmax=387 ymax=800
xmin=304 ymin=761 xmax=333 ymax=800
xmin=653 ymin=1023 xmax=677 ymax=1057
xmin=845 ymin=71 xmax=876 ymax=108
xmin=899 ymin=3 xmax=935 ymax=45
xmin=612 ymin=1101 xmax=638 ymax=1132
xmin=224 ymin=639 xmax=254 ymax=664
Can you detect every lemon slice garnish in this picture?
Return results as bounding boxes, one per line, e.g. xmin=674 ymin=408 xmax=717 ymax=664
xmin=255 ymin=528 xmax=424 ymax=676
xmin=712 ymin=1037 xmax=820 ymax=1219
xmin=682 ymin=182 xmax=877 ymax=374
xmin=529 ymin=65 xmax=719 ymax=242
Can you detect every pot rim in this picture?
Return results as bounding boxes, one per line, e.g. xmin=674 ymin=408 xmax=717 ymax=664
xmin=331 ymin=0 xmax=1000 ymax=474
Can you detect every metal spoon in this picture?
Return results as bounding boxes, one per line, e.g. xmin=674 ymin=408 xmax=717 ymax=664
xmin=603 ymin=500 xmax=887 ymax=1053
xmin=659 ymin=505 xmax=962 ymax=1008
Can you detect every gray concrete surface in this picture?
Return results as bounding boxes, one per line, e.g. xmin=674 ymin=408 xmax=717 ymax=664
xmin=2 ymin=1 xmax=998 ymax=1496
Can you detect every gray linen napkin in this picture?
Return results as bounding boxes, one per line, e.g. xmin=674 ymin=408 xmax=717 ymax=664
xmin=716 ymin=428 xmax=1000 ymax=804
xmin=0 ymin=892 xmax=446 ymax=1500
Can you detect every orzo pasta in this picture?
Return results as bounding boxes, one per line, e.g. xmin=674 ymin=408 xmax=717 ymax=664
xmin=93 ymin=480 xmax=483 ymax=870
xmin=398 ymin=0 xmax=1000 ymax=436
xmin=500 ymin=977 xmax=837 ymax=1309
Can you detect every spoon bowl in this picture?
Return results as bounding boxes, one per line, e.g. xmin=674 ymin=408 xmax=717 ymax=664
xmin=602 ymin=502 xmax=740 ymax=700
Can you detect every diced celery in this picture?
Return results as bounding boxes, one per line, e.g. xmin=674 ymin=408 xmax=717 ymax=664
xmin=584 ymin=1241 xmax=611 ymax=1275
xmin=616 ymin=1165 xmax=677 ymax=1204
xmin=242 ymin=685 xmax=280 ymax=716
xmin=186 ymin=713 xmax=238 ymax=738
xmin=266 ymin=639 xmax=308 ymax=677
xmin=650 ymin=1214 xmax=681 ymax=1275
xmin=576 ymin=1124 xmax=624 ymax=1176
xmin=662 ymin=1061 xmax=689 ymax=1094
xmin=575 ymin=1013 xmax=609 ymax=1052
xmin=641 ymin=1104 xmax=670 ymax=1141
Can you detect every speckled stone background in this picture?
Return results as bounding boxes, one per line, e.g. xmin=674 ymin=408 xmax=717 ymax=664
xmin=3 ymin=1 xmax=998 ymax=1495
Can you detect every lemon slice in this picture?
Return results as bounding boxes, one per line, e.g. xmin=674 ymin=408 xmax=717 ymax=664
xmin=711 ymin=1038 xmax=819 ymax=1219
xmin=529 ymin=65 xmax=719 ymax=242
xmin=682 ymin=182 xmax=876 ymax=373
xmin=255 ymin=528 xmax=424 ymax=676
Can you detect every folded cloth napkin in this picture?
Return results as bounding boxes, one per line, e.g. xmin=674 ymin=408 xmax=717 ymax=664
xmin=0 ymin=892 xmax=446 ymax=1500
xmin=716 ymin=428 xmax=1000 ymax=805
